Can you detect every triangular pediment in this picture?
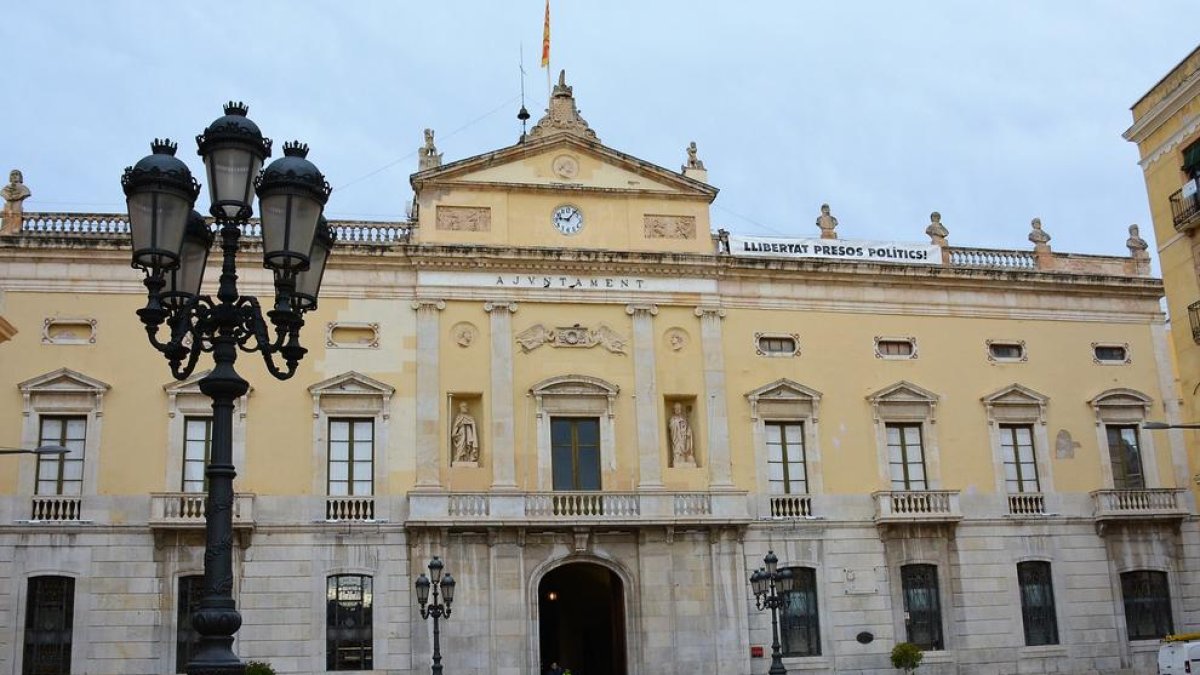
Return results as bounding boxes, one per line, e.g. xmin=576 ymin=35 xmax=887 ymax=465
xmin=745 ymin=378 xmax=823 ymax=403
xmin=412 ymin=135 xmax=718 ymax=201
xmin=19 ymin=368 xmax=109 ymax=394
xmin=308 ymin=371 xmax=395 ymax=397
xmin=981 ymin=383 xmax=1048 ymax=407
xmin=866 ymin=380 xmax=939 ymax=405
xmin=163 ymin=370 xmax=255 ymax=397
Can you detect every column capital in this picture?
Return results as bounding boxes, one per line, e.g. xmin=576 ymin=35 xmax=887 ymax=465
xmin=410 ymin=298 xmax=446 ymax=311
xmin=484 ymin=301 xmax=518 ymax=314
xmin=625 ymin=303 xmax=659 ymax=317
xmin=694 ymin=305 xmax=726 ymax=319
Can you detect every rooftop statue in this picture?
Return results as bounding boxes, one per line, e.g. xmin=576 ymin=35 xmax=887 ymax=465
xmin=816 ymin=203 xmax=838 ymax=240
xmin=527 ymin=70 xmax=599 ymax=142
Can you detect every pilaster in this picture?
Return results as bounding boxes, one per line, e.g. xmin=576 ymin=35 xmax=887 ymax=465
xmin=627 ymin=304 xmax=663 ymax=490
xmin=695 ymin=306 xmax=734 ymax=488
xmin=485 ymin=301 xmax=519 ymax=490
xmin=412 ymin=299 xmax=445 ymax=490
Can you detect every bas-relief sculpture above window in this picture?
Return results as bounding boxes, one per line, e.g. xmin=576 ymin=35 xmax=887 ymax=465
xmin=515 ymin=323 xmax=628 ymax=355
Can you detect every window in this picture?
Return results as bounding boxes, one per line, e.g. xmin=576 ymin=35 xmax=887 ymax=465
xmin=1106 ymin=425 xmax=1145 ymax=490
xmin=551 ymin=417 xmax=601 ymax=490
xmin=1017 ymin=562 xmax=1059 ymax=646
xmin=1001 ymin=425 xmax=1040 ymax=493
xmin=901 ymin=564 xmax=943 ymax=650
xmin=876 ymin=338 xmax=916 ymax=358
xmin=1093 ymin=344 xmax=1129 ymax=363
xmin=756 ymin=334 xmax=798 ymax=357
xmin=181 ymin=418 xmax=211 ymax=493
xmin=987 ymin=341 xmax=1025 ymax=361
xmin=1183 ymin=139 xmax=1200 ymax=180
xmin=767 ymin=422 xmax=808 ymax=494
xmin=328 ymin=419 xmax=374 ymax=496
xmin=887 ymin=423 xmax=926 ymax=490
xmin=1121 ymin=570 xmax=1173 ymax=640
xmin=176 ymin=576 xmax=204 ymax=673
xmin=35 ymin=417 xmax=85 ymax=496
xmin=327 ymin=575 xmax=373 ymax=671
xmin=23 ymin=576 xmax=74 ymax=675
xmin=780 ymin=567 xmax=820 ymax=656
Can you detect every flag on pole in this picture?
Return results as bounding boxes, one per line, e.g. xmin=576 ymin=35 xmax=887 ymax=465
xmin=540 ymin=0 xmax=550 ymax=68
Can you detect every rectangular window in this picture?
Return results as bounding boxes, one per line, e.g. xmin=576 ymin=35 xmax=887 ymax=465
xmin=36 ymin=416 xmax=86 ymax=496
xmin=901 ymin=564 xmax=943 ymax=650
xmin=23 ymin=576 xmax=74 ymax=675
xmin=1121 ymin=570 xmax=1173 ymax=640
xmin=1017 ymin=561 xmax=1059 ymax=646
xmin=1001 ymin=424 xmax=1040 ymax=493
xmin=176 ymin=575 xmax=204 ymax=674
xmin=182 ymin=417 xmax=212 ymax=493
xmin=887 ymin=423 xmax=926 ymax=490
xmin=877 ymin=339 xmax=915 ymax=357
xmin=551 ymin=417 xmax=601 ymax=491
xmin=328 ymin=419 xmax=374 ymax=496
xmin=780 ymin=567 xmax=820 ymax=657
xmin=766 ymin=422 xmax=808 ymax=495
xmin=1106 ymin=425 xmax=1145 ymax=490
xmin=327 ymin=575 xmax=373 ymax=671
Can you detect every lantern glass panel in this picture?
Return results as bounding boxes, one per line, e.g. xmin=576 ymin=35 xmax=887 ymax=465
xmin=128 ymin=190 xmax=188 ymax=270
xmin=260 ymin=192 xmax=321 ymax=270
xmin=204 ymin=147 xmax=262 ymax=219
xmin=415 ymin=575 xmax=430 ymax=604
xmin=294 ymin=233 xmax=331 ymax=308
xmin=163 ymin=225 xmax=211 ymax=308
xmin=440 ymin=575 xmax=455 ymax=604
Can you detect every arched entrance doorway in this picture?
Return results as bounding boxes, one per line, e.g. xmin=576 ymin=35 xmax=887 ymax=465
xmin=538 ymin=562 xmax=627 ymax=675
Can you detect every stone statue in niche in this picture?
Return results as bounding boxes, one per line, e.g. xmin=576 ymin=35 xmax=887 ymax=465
xmin=452 ymin=402 xmax=480 ymax=464
xmin=669 ymin=402 xmax=695 ymax=466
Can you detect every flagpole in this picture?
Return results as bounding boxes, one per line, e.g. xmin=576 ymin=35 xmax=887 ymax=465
xmin=542 ymin=0 xmax=551 ymax=101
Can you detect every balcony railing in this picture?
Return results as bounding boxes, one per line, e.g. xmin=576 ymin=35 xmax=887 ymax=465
xmin=326 ymin=496 xmax=376 ymax=522
xmin=29 ymin=496 xmax=83 ymax=522
xmin=149 ymin=492 xmax=255 ymax=528
xmin=873 ymin=490 xmax=962 ymax=523
xmin=1189 ymin=300 xmax=1200 ymax=345
xmin=409 ymin=491 xmax=748 ymax=525
xmin=768 ymin=495 xmax=814 ymax=519
xmin=1091 ymin=488 xmax=1187 ymax=522
xmin=1007 ymin=493 xmax=1047 ymax=517
xmin=1170 ymin=187 xmax=1200 ymax=231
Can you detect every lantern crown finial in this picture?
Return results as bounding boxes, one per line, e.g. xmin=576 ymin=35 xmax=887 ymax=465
xmin=223 ymin=101 xmax=250 ymax=117
xmin=151 ymin=138 xmax=179 ymax=156
xmin=282 ymin=141 xmax=310 ymax=159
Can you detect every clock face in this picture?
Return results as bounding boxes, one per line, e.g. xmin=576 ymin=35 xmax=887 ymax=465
xmin=552 ymin=205 xmax=584 ymax=235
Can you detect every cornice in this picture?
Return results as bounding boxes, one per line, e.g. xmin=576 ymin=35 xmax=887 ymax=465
xmin=1135 ymin=113 xmax=1200 ymax=169
xmin=1124 ymin=67 xmax=1200 ymax=145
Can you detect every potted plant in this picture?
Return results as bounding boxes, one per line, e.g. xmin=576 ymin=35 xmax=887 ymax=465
xmin=891 ymin=642 xmax=923 ymax=674
xmin=244 ymin=661 xmax=276 ymax=675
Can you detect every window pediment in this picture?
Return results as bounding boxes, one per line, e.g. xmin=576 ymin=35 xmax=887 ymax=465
xmin=866 ymin=380 xmax=939 ymax=423
xmin=745 ymin=379 xmax=823 ymax=421
xmin=982 ymin=384 xmax=1048 ymax=425
xmin=1088 ymin=388 xmax=1152 ymax=425
xmin=19 ymin=368 xmax=110 ymax=415
xmin=163 ymin=371 xmax=253 ymax=417
xmin=309 ymin=371 xmax=395 ymax=419
xmin=530 ymin=375 xmax=619 ymax=418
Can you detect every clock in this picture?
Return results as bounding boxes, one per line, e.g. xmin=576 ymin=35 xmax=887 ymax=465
xmin=552 ymin=205 xmax=584 ymax=235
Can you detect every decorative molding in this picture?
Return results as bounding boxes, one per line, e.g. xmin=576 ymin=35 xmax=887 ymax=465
xmin=1124 ymin=67 xmax=1200 ymax=144
xmin=19 ymin=368 xmax=111 ymax=417
xmin=308 ymin=371 xmax=395 ymax=420
xmin=551 ymin=154 xmax=579 ymax=179
xmin=164 ymin=369 xmax=252 ymax=419
xmin=745 ymin=378 xmax=823 ymax=422
xmin=435 ymin=205 xmax=491 ymax=232
xmin=694 ymin=306 xmax=726 ymax=319
xmin=514 ymin=323 xmax=628 ymax=355
xmin=874 ymin=336 xmax=918 ymax=360
xmin=624 ymin=303 xmax=659 ymax=316
xmin=1087 ymin=387 xmax=1153 ymax=427
xmin=325 ymin=322 xmax=380 ymax=349
xmin=866 ymin=380 xmax=939 ymax=424
xmin=754 ymin=332 xmax=800 ymax=357
xmin=981 ymin=383 xmax=1049 ymax=426
xmin=1136 ymin=114 xmax=1200 ymax=169
xmin=530 ymin=374 xmax=620 ymax=420
xmin=410 ymin=299 xmax=446 ymax=312
xmin=41 ymin=317 xmax=96 ymax=345
xmin=1092 ymin=341 xmax=1132 ymax=365
xmin=664 ymin=327 xmax=690 ymax=352
xmin=483 ymin=301 xmax=518 ymax=314
xmin=985 ymin=339 xmax=1027 ymax=363
xmin=643 ymin=214 xmax=697 ymax=240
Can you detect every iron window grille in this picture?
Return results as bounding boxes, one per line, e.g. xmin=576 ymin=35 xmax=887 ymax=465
xmin=1017 ymin=561 xmax=1059 ymax=646
xmin=901 ymin=564 xmax=943 ymax=650
xmin=176 ymin=575 xmax=204 ymax=673
xmin=1121 ymin=570 xmax=1173 ymax=641
xmin=780 ymin=567 xmax=821 ymax=657
xmin=327 ymin=575 xmax=373 ymax=671
xmin=23 ymin=576 xmax=74 ymax=675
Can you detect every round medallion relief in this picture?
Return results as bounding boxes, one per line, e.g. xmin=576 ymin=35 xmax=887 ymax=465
xmin=664 ymin=327 xmax=689 ymax=352
xmin=552 ymin=154 xmax=579 ymax=179
xmin=451 ymin=322 xmax=478 ymax=348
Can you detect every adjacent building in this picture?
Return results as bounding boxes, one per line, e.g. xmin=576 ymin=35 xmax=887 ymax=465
xmin=1 ymin=73 xmax=1197 ymax=674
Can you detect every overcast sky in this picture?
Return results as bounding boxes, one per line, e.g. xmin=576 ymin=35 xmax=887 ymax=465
xmin=5 ymin=2 xmax=1197 ymax=257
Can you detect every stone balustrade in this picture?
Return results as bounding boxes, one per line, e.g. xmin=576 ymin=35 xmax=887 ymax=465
xmin=29 ymin=496 xmax=83 ymax=522
xmin=768 ymin=495 xmax=815 ymax=519
xmin=1007 ymin=492 xmax=1047 ymax=517
xmin=149 ymin=492 xmax=256 ymax=528
xmin=409 ymin=490 xmax=748 ymax=526
xmin=14 ymin=212 xmax=410 ymax=244
xmin=326 ymin=496 xmax=376 ymax=522
xmin=1091 ymin=488 xmax=1187 ymax=522
xmin=873 ymin=490 xmax=962 ymax=523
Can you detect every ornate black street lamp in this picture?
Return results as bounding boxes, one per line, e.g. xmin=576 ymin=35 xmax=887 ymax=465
xmin=750 ymin=550 xmax=795 ymax=675
xmin=415 ymin=556 xmax=457 ymax=675
xmin=122 ymin=102 xmax=333 ymax=675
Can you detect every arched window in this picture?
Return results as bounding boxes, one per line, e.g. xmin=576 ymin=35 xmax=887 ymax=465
xmin=1121 ymin=570 xmax=1173 ymax=640
xmin=327 ymin=575 xmax=373 ymax=671
xmin=780 ymin=567 xmax=820 ymax=657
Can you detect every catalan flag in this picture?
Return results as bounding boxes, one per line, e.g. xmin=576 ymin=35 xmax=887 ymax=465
xmin=540 ymin=0 xmax=550 ymax=68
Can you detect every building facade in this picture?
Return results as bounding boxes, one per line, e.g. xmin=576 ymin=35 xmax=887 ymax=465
xmin=1 ymin=75 xmax=1197 ymax=675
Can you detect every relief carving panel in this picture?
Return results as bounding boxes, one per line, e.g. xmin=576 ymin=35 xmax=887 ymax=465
xmin=436 ymin=206 xmax=492 ymax=232
xmin=643 ymin=214 xmax=696 ymax=240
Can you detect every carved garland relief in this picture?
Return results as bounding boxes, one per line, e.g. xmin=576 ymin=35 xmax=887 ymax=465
xmin=515 ymin=323 xmax=628 ymax=355
xmin=436 ymin=206 xmax=492 ymax=232
xmin=644 ymin=214 xmax=696 ymax=240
